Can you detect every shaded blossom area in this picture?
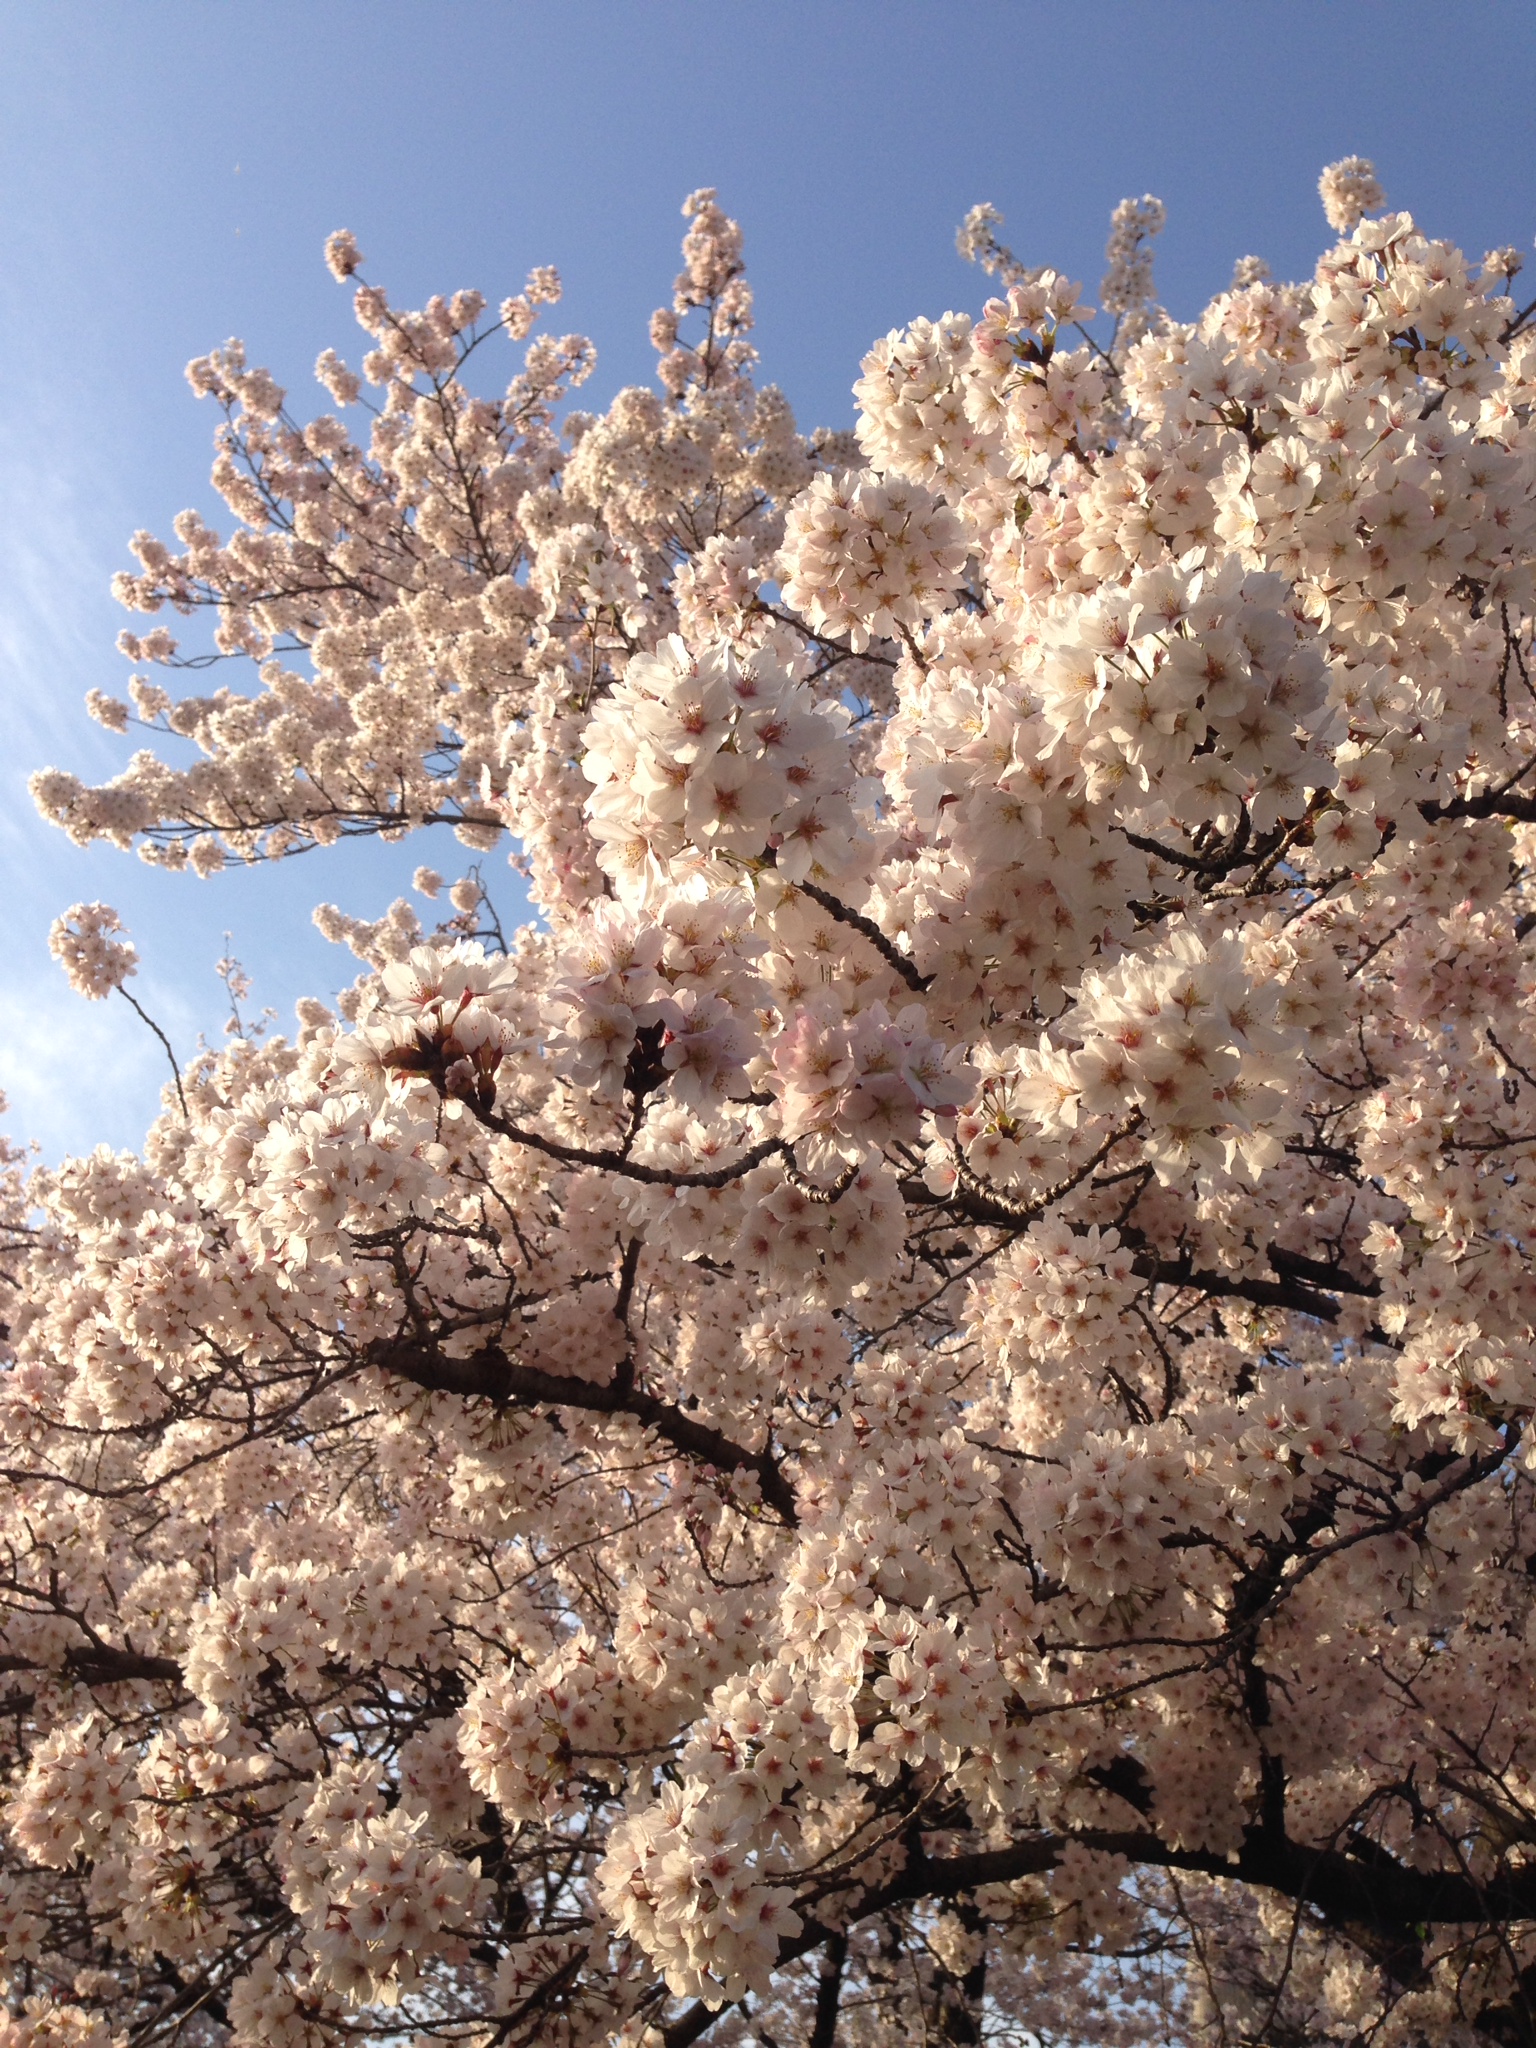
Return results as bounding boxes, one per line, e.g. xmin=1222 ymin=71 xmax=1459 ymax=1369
xmin=6 ymin=167 xmax=1536 ymax=2046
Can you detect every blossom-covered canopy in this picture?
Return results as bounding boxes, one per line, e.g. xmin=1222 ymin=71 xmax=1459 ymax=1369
xmin=9 ymin=166 xmax=1536 ymax=2048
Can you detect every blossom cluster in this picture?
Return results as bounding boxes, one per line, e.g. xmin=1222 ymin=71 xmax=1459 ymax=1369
xmin=46 ymin=904 xmax=137 ymax=1000
xmin=581 ymin=634 xmax=862 ymax=893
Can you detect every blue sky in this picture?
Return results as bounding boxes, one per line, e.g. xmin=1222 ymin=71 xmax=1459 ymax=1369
xmin=3 ymin=0 xmax=1534 ymax=1160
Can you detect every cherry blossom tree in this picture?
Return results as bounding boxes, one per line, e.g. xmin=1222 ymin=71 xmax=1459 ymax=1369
xmin=8 ymin=163 xmax=1536 ymax=2048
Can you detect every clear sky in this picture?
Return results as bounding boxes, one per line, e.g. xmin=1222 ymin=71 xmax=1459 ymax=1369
xmin=2 ymin=0 xmax=1534 ymax=1161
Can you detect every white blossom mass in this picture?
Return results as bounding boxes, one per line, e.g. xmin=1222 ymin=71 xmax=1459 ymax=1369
xmin=7 ymin=164 xmax=1536 ymax=2048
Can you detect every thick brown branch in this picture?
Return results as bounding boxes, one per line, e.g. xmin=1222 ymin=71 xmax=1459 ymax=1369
xmin=0 ymin=1646 xmax=185 ymax=1686
xmin=909 ymin=1176 xmax=1351 ymax=1322
xmin=793 ymin=878 xmax=932 ymax=995
xmin=663 ymin=2002 xmax=727 ymax=2048
xmin=472 ymin=1113 xmax=787 ymax=1190
xmin=1265 ymin=1243 xmax=1380 ymax=1299
xmin=667 ymin=1814 xmax=1518 ymax=2048
xmin=1137 ymin=1253 xmax=1342 ymax=1322
xmin=881 ymin=1824 xmax=1533 ymax=1957
xmin=808 ymin=1931 xmax=848 ymax=2048
xmin=369 ymin=1337 xmax=799 ymax=1524
xmin=1119 ymin=819 xmax=1257 ymax=877
xmin=65 ymin=1646 xmax=184 ymax=1685
xmin=1421 ymin=790 xmax=1536 ymax=827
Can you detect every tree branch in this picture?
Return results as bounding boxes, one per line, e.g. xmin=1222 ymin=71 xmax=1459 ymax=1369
xmin=116 ymin=987 xmax=188 ymax=1119
xmin=792 ymin=878 xmax=932 ymax=995
xmin=662 ymin=1810 xmax=1519 ymax=2048
xmin=1420 ymin=789 xmax=1536 ymax=827
xmin=906 ymin=1175 xmax=1357 ymax=1322
xmin=808 ymin=1930 xmax=848 ymax=2048
xmin=368 ymin=1336 xmax=799 ymax=1524
xmin=0 ymin=1646 xmax=184 ymax=1686
xmin=451 ymin=1092 xmax=788 ymax=1190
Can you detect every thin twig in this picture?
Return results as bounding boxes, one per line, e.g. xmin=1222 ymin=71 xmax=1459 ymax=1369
xmin=116 ymin=987 xmax=188 ymax=1118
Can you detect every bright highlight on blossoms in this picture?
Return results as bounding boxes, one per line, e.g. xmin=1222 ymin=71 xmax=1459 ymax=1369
xmin=11 ymin=160 xmax=1536 ymax=2047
